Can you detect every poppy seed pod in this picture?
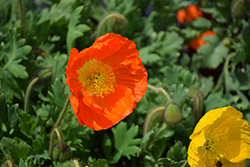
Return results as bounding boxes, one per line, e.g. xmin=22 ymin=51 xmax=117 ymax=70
xmin=52 ymin=143 xmax=72 ymax=163
xmin=163 ymin=103 xmax=183 ymax=127
xmin=231 ymin=0 xmax=250 ymax=19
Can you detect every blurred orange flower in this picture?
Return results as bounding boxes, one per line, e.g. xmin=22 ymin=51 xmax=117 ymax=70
xmin=176 ymin=4 xmax=203 ymax=24
xmin=66 ymin=33 xmax=148 ymax=131
xmin=188 ymin=106 xmax=250 ymax=167
xmin=188 ymin=30 xmax=216 ymax=51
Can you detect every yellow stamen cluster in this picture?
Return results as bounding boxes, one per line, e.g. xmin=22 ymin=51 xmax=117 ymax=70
xmin=77 ymin=59 xmax=116 ymax=98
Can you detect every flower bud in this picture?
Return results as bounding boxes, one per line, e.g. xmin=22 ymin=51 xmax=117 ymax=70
xmin=163 ymin=103 xmax=183 ymax=127
xmin=96 ymin=12 xmax=128 ymax=37
xmin=51 ymin=143 xmax=72 ymax=163
xmin=187 ymin=87 xmax=203 ymax=122
xmin=36 ymin=67 xmax=53 ymax=83
xmin=231 ymin=0 xmax=250 ymax=19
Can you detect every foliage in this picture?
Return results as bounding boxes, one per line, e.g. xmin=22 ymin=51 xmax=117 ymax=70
xmin=0 ymin=0 xmax=250 ymax=166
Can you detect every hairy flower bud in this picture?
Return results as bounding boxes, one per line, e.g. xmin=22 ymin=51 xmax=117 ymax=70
xmin=36 ymin=67 xmax=53 ymax=83
xmin=163 ymin=103 xmax=183 ymax=127
xmin=187 ymin=87 xmax=203 ymax=122
xmin=96 ymin=12 xmax=128 ymax=37
xmin=231 ymin=0 xmax=250 ymax=19
xmin=51 ymin=143 xmax=72 ymax=163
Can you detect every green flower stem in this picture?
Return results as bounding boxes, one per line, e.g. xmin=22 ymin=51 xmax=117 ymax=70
xmin=224 ymin=53 xmax=236 ymax=92
xmin=181 ymin=160 xmax=188 ymax=167
xmin=18 ymin=0 xmax=27 ymax=40
xmin=49 ymin=126 xmax=65 ymax=157
xmin=54 ymin=93 xmax=71 ymax=127
xmin=49 ymin=93 xmax=71 ymax=157
xmin=24 ymin=77 xmax=39 ymax=112
xmin=147 ymin=84 xmax=172 ymax=103
xmin=54 ymin=127 xmax=64 ymax=150
xmin=143 ymin=105 xmax=165 ymax=135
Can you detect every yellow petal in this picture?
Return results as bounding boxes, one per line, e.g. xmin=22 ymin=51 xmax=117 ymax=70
xmin=190 ymin=106 xmax=242 ymax=140
xmin=220 ymin=158 xmax=246 ymax=167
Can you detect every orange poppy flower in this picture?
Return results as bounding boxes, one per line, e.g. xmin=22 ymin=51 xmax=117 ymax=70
xmin=188 ymin=31 xmax=216 ymax=51
xmin=176 ymin=4 xmax=203 ymax=24
xmin=66 ymin=33 xmax=148 ymax=131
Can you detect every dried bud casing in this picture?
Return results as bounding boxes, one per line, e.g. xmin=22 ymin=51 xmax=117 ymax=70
xmin=71 ymin=158 xmax=82 ymax=167
xmin=163 ymin=103 xmax=183 ymax=127
xmin=3 ymin=159 xmax=15 ymax=167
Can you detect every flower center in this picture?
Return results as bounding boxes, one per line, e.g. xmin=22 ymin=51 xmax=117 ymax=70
xmin=204 ymin=139 xmax=214 ymax=150
xmin=77 ymin=59 xmax=116 ymax=98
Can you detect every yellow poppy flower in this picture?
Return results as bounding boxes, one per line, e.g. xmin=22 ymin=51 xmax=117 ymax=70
xmin=188 ymin=106 xmax=250 ymax=167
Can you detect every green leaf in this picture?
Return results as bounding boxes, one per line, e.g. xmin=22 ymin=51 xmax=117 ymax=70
xmin=8 ymin=104 xmax=20 ymax=129
xmin=242 ymin=22 xmax=250 ymax=56
xmin=158 ymin=31 xmax=184 ymax=56
xmin=0 ymin=94 xmax=7 ymax=124
xmin=198 ymin=36 xmax=229 ymax=69
xmin=167 ymin=141 xmax=187 ymax=161
xmin=3 ymin=30 xmax=31 ymax=79
xmin=204 ymin=91 xmax=236 ymax=111
xmin=66 ymin=6 xmax=91 ymax=54
xmin=19 ymin=112 xmax=37 ymax=139
xmin=48 ymin=78 xmax=66 ymax=108
xmin=18 ymin=159 xmax=26 ymax=167
xmin=88 ymin=157 xmax=109 ymax=167
xmin=161 ymin=65 xmax=199 ymax=88
xmin=157 ymin=158 xmax=186 ymax=167
xmin=102 ymin=133 xmax=112 ymax=160
xmin=111 ymin=122 xmax=141 ymax=163
xmin=0 ymin=137 xmax=30 ymax=164
xmin=188 ymin=17 xmax=211 ymax=29
xmin=148 ymin=123 xmax=175 ymax=150
xmin=37 ymin=0 xmax=73 ymax=25
xmin=139 ymin=52 xmax=161 ymax=65
xmin=200 ymin=76 xmax=214 ymax=97
xmin=37 ymin=52 xmax=68 ymax=80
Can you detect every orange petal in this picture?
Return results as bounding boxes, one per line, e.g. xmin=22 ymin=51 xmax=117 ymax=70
xmin=188 ymin=30 xmax=216 ymax=51
xmin=92 ymin=33 xmax=138 ymax=68
xmin=114 ymin=59 xmax=148 ymax=102
xmin=176 ymin=9 xmax=186 ymax=24
xmin=76 ymin=86 xmax=134 ymax=130
xmin=186 ymin=4 xmax=203 ymax=21
xmin=70 ymin=93 xmax=80 ymax=115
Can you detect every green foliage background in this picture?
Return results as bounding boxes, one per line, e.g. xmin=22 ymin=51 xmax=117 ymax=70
xmin=0 ymin=0 xmax=250 ymax=166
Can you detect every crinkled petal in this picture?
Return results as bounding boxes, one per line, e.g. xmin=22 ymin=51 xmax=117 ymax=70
xmin=75 ymin=86 xmax=134 ymax=130
xmin=190 ymin=106 xmax=241 ymax=139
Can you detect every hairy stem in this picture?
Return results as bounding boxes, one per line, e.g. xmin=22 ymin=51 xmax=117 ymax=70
xmin=24 ymin=77 xmax=39 ymax=112
xmin=147 ymin=84 xmax=172 ymax=103
xmin=54 ymin=93 xmax=71 ymax=127
xmin=143 ymin=105 xmax=165 ymax=135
